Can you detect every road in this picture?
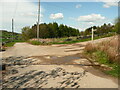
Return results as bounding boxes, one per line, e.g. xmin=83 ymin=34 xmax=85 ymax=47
xmin=1 ymin=36 xmax=118 ymax=88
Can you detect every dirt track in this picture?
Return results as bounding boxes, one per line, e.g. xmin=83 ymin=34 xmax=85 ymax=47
xmin=1 ymin=36 xmax=118 ymax=88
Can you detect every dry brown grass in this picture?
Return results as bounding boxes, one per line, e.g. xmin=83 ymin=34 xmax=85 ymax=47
xmin=85 ymin=36 xmax=119 ymax=63
xmin=106 ymin=47 xmax=117 ymax=62
xmin=84 ymin=43 xmax=97 ymax=53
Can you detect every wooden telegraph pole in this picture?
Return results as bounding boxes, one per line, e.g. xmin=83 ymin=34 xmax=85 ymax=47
xmin=92 ymin=28 xmax=94 ymax=41
xmin=12 ymin=18 xmax=14 ymax=41
xmin=91 ymin=28 xmax=96 ymax=43
xmin=37 ymin=0 xmax=40 ymax=40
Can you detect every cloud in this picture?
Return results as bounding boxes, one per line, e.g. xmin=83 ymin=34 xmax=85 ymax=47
xmin=96 ymin=0 xmax=119 ymax=8
xmin=103 ymin=2 xmax=118 ymax=8
xmin=97 ymin=0 xmax=119 ymax=2
xmin=0 ymin=0 xmax=45 ymax=33
xmin=77 ymin=13 xmax=105 ymax=22
xmin=50 ymin=13 xmax=64 ymax=19
xmin=87 ymin=22 xmax=95 ymax=25
xmin=75 ymin=4 xmax=82 ymax=8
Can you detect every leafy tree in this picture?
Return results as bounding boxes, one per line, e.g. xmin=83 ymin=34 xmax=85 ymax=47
xmin=21 ymin=22 xmax=80 ymax=39
xmin=21 ymin=26 xmax=31 ymax=40
xmin=39 ymin=23 xmax=50 ymax=38
xmin=58 ymin=24 xmax=64 ymax=37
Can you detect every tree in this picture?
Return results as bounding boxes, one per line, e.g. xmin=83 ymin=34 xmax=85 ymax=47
xmin=21 ymin=22 xmax=80 ymax=39
xmin=21 ymin=26 xmax=31 ymax=40
xmin=39 ymin=23 xmax=50 ymax=38
xmin=58 ymin=24 xmax=64 ymax=38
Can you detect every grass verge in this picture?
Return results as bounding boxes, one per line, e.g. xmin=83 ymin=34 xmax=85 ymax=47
xmin=4 ymin=42 xmax=16 ymax=47
xmin=4 ymin=40 xmax=25 ymax=47
xmin=84 ymin=39 xmax=119 ymax=77
xmin=28 ymin=40 xmax=52 ymax=45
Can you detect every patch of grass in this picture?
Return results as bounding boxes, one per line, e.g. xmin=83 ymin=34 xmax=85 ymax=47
xmin=4 ymin=42 xmax=16 ymax=47
xmin=28 ymin=40 xmax=52 ymax=45
xmin=28 ymin=40 xmax=42 ymax=45
xmin=105 ymin=63 xmax=120 ymax=77
xmin=93 ymin=51 xmax=110 ymax=64
xmin=4 ymin=40 xmax=25 ymax=47
xmin=84 ymin=35 xmax=119 ymax=77
xmin=86 ymin=50 xmax=119 ymax=77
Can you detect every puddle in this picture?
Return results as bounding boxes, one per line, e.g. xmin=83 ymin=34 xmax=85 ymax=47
xmin=31 ymin=54 xmax=85 ymax=65
xmin=47 ymin=55 xmax=81 ymax=64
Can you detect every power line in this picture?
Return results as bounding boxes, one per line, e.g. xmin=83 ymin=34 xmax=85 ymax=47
xmin=13 ymin=0 xmax=19 ymax=19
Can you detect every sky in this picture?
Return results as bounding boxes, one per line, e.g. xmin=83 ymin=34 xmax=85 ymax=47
xmin=0 ymin=0 xmax=119 ymax=33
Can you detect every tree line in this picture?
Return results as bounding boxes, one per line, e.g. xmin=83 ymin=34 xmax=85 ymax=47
xmin=22 ymin=22 xmax=80 ymax=40
xmin=22 ymin=20 xmax=119 ymax=40
xmin=80 ymin=23 xmax=116 ymax=36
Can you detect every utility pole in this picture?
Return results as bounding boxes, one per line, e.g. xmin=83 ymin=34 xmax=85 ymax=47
xmin=12 ymin=18 xmax=14 ymax=41
xmin=37 ymin=0 xmax=40 ymax=40
xmin=91 ymin=28 xmax=94 ymax=41
xmin=91 ymin=28 xmax=97 ymax=43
